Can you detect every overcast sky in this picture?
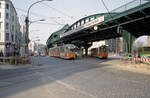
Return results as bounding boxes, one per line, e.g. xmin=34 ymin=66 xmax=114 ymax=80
xmin=12 ymin=0 xmax=135 ymax=44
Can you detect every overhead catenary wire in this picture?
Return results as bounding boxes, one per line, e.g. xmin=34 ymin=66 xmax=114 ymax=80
xmin=16 ymin=7 xmax=65 ymax=26
xmin=41 ymin=2 xmax=75 ymax=20
xmin=16 ymin=7 xmax=62 ymax=19
xmin=100 ymin=0 xmax=116 ymax=21
xmin=32 ymin=22 xmax=65 ymax=25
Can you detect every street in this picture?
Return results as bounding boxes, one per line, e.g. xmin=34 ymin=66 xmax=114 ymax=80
xmin=0 ymin=56 xmax=150 ymax=98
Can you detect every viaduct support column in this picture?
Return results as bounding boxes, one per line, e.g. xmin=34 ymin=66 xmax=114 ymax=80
xmin=83 ymin=42 xmax=92 ymax=56
xmin=117 ymin=26 xmax=136 ymax=55
xmin=85 ymin=46 xmax=88 ymax=56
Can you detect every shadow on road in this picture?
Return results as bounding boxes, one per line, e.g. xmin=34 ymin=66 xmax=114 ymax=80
xmin=0 ymin=56 xmax=114 ymax=97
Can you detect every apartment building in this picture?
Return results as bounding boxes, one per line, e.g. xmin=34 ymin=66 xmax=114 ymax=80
xmin=0 ymin=0 xmax=21 ymax=56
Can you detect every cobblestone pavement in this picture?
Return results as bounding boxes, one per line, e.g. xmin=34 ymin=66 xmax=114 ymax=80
xmin=0 ymin=56 xmax=150 ymax=98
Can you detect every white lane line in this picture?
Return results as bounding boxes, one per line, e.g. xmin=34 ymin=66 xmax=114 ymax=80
xmin=38 ymin=72 xmax=98 ymax=98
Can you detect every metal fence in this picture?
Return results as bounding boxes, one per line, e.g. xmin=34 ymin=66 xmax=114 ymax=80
xmin=0 ymin=57 xmax=30 ymax=65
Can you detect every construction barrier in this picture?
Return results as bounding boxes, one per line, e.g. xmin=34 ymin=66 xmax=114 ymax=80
xmin=132 ymin=57 xmax=150 ymax=64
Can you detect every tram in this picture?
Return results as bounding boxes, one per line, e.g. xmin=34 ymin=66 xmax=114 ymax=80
xmin=90 ymin=45 xmax=108 ymax=59
xmin=49 ymin=44 xmax=80 ymax=59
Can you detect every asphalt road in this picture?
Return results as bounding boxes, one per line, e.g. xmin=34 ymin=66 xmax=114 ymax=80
xmin=0 ymin=56 xmax=150 ymax=98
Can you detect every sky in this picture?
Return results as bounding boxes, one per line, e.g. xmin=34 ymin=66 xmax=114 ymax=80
xmin=11 ymin=0 xmax=134 ymax=45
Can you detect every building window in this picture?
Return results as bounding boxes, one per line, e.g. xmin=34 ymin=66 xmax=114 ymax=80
xmin=11 ymin=34 xmax=14 ymax=42
xmin=6 ymin=23 xmax=9 ymax=30
xmin=6 ymin=13 xmax=9 ymax=19
xmin=0 ymin=22 xmax=1 ymax=29
xmin=0 ymin=3 xmax=1 ymax=8
xmin=6 ymin=33 xmax=9 ymax=41
xmin=6 ymin=4 xmax=9 ymax=9
xmin=12 ymin=25 xmax=14 ymax=31
xmin=12 ymin=16 xmax=14 ymax=22
xmin=0 ymin=12 xmax=1 ymax=19
xmin=0 ymin=33 xmax=1 ymax=40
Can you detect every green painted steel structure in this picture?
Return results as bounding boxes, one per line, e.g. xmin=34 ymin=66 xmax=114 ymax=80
xmin=117 ymin=26 xmax=136 ymax=53
xmin=46 ymin=24 xmax=69 ymax=48
xmin=46 ymin=0 xmax=150 ymax=53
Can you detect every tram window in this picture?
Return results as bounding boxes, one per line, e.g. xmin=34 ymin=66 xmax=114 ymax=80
xmin=60 ymin=47 xmax=63 ymax=52
xmin=70 ymin=48 xmax=75 ymax=52
xmin=62 ymin=47 xmax=65 ymax=52
xmin=99 ymin=47 xmax=101 ymax=52
xmin=64 ymin=48 xmax=66 ymax=52
xmin=102 ymin=47 xmax=104 ymax=52
xmin=103 ymin=47 xmax=106 ymax=52
xmin=59 ymin=47 xmax=61 ymax=52
xmin=66 ymin=47 xmax=69 ymax=52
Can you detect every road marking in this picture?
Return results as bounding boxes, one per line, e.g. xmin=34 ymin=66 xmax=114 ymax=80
xmin=38 ymin=72 xmax=98 ymax=98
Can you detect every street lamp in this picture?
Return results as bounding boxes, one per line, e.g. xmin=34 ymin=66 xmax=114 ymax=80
xmin=25 ymin=0 xmax=52 ymax=56
xmin=29 ymin=19 xmax=45 ymax=25
xmin=30 ymin=29 xmax=40 ymax=33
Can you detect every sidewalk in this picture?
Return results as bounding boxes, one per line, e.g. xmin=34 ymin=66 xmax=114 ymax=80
xmin=117 ymin=60 xmax=150 ymax=74
xmin=100 ymin=58 xmax=150 ymax=75
xmin=0 ymin=64 xmax=32 ymax=70
xmin=78 ymin=56 xmax=150 ymax=75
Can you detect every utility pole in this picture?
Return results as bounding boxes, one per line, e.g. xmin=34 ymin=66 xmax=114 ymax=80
xmin=25 ymin=17 xmax=29 ymax=56
xmin=25 ymin=0 xmax=52 ymax=56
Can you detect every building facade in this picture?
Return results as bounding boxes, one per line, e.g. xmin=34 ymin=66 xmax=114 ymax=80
xmin=147 ymin=36 xmax=150 ymax=46
xmin=28 ymin=41 xmax=45 ymax=56
xmin=89 ymin=40 xmax=106 ymax=50
xmin=106 ymin=37 xmax=126 ymax=54
xmin=28 ymin=41 xmax=36 ymax=56
xmin=0 ymin=0 xmax=21 ymax=56
xmin=20 ymin=25 xmax=26 ymax=56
